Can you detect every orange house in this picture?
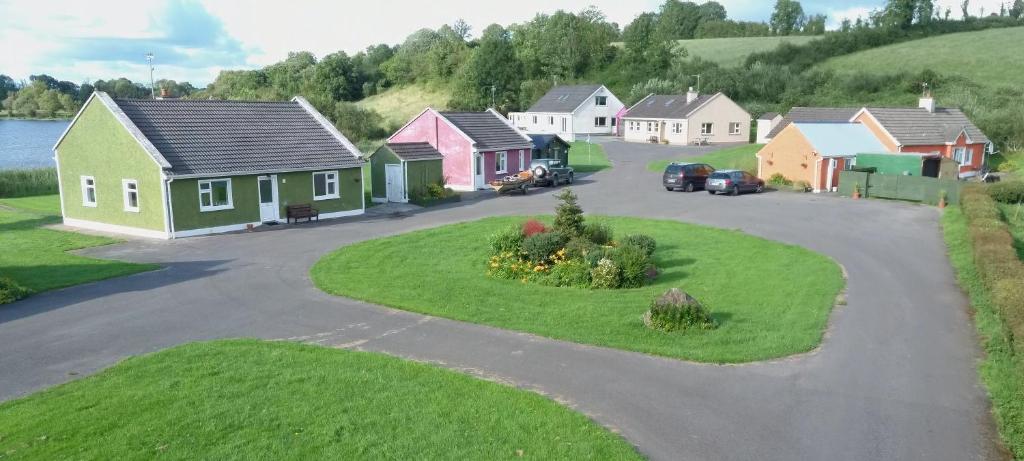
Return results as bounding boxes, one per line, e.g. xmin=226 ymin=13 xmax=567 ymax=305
xmin=756 ymin=123 xmax=889 ymax=192
xmin=851 ymin=96 xmax=991 ymax=178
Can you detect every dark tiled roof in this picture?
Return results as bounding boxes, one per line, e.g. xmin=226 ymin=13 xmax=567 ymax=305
xmin=385 ymin=142 xmax=443 ymax=161
xmin=439 ymin=111 xmax=533 ymax=151
xmin=759 ymin=112 xmax=779 ymax=119
xmin=623 ymin=94 xmax=715 ymax=119
xmin=527 ymin=84 xmax=603 ymax=113
xmin=527 ymin=134 xmax=569 ymax=150
xmin=864 ymin=107 xmax=989 ymax=145
xmin=767 ymin=107 xmax=861 ymax=138
xmin=113 ymin=98 xmax=362 ymax=176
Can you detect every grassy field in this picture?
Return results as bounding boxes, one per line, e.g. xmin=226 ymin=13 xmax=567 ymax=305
xmin=819 ymin=27 xmax=1024 ymax=88
xmin=942 ymin=208 xmax=1024 ymax=457
xmin=356 ymin=84 xmax=451 ymax=129
xmin=0 ymin=340 xmax=641 ymax=459
xmin=568 ymin=141 xmax=611 ymax=173
xmin=312 ymin=216 xmax=844 ymax=363
xmin=0 ymin=195 xmax=156 ymax=297
xmin=648 ymin=144 xmax=762 ymax=173
xmin=672 ymin=36 xmax=820 ymax=67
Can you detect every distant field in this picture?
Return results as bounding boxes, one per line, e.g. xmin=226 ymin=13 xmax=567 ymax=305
xmin=357 ymin=84 xmax=451 ymax=129
xmin=818 ymin=27 xmax=1024 ymax=88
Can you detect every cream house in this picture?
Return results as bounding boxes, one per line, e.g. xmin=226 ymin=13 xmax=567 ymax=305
xmin=622 ymin=89 xmax=751 ymax=145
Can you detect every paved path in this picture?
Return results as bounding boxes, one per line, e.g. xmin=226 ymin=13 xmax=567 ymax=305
xmin=0 ymin=141 xmax=1005 ymax=460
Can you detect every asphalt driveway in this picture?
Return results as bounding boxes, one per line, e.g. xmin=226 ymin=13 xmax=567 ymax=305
xmin=0 ymin=140 xmax=1005 ymax=460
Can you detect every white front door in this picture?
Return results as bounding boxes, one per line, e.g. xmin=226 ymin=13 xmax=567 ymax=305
xmin=474 ymin=154 xmax=485 ymax=189
xmin=385 ymin=164 xmax=405 ymax=202
xmin=826 ymin=159 xmax=837 ymax=191
xmin=257 ymin=175 xmax=279 ymax=222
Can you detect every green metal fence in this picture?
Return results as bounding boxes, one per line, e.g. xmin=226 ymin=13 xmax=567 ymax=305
xmin=838 ymin=171 xmax=961 ymax=205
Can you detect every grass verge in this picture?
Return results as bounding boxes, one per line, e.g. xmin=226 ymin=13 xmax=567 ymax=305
xmin=0 ymin=195 xmax=157 ymax=299
xmin=647 ymin=144 xmax=762 ymax=173
xmin=0 ymin=340 xmax=642 ymax=459
xmin=312 ymin=216 xmax=844 ymax=363
xmin=569 ymin=141 xmax=611 ymax=173
xmin=942 ymin=207 xmax=1024 ymax=457
xmin=0 ymin=168 xmax=58 ymax=198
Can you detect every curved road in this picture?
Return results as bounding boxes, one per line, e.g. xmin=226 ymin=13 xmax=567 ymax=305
xmin=0 ymin=140 xmax=1005 ymax=460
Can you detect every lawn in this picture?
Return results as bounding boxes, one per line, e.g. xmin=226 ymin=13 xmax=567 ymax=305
xmin=647 ymin=144 xmax=762 ymax=173
xmin=0 ymin=340 xmax=641 ymax=459
xmin=0 ymin=194 xmax=156 ymax=296
xmin=818 ymin=27 xmax=1024 ymax=89
xmin=569 ymin=141 xmax=611 ymax=173
xmin=312 ymin=216 xmax=844 ymax=363
xmin=611 ymin=35 xmax=820 ymax=67
xmin=356 ymin=83 xmax=451 ymax=129
xmin=942 ymin=208 xmax=1024 ymax=458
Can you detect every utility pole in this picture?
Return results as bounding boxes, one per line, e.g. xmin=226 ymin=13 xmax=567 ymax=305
xmin=690 ymin=74 xmax=702 ymax=93
xmin=145 ymin=53 xmax=155 ymax=99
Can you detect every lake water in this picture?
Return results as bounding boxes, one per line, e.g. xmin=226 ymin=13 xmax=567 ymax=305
xmin=0 ymin=119 xmax=71 ymax=170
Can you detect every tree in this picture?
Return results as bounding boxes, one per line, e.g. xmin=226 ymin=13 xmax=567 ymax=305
xmin=961 ymin=0 xmax=971 ymax=19
xmin=333 ymin=102 xmax=388 ymax=141
xmin=0 ymin=74 xmax=15 ymax=102
xmin=770 ymin=0 xmax=805 ymax=35
xmin=1011 ymin=0 xmax=1024 ymax=18
xmin=654 ymin=0 xmax=705 ymax=40
xmin=314 ymin=51 xmax=358 ymax=101
xmin=553 ymin=188 xmax=584 ymax=237
xmin=450 ymin=25 xmax=523 ymax=111
xmin=879 ymin=0 xmax=916 ymax=28
xmin=802 ymin=14 xmax=827 ymax=34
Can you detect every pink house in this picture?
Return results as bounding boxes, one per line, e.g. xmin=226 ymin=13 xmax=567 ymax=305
xmin=389 ymin=108 xmax=535 ymax=191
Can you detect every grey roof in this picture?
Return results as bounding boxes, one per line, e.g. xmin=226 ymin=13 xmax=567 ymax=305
xmin=384 ymin=142 xmax=443 ymax=161
xmin=439 ymin=111 xmax=533 ymax=151
xmin=113 ymin=98 xmax=362 ymax=176
xmin=527 ymin=134 xmax=569 ymax=150
xmin=623 ymin=94 xmax=715 ymax=119
xmin=767 ymin=107 xmax=861 ymax=139
xmin=759 ymin=112 xmax=780 ymax=120
xmin=526 ymin=84 xmax=603 ymax=113
xmin=863 ymin=107 xmax=989 ymax=146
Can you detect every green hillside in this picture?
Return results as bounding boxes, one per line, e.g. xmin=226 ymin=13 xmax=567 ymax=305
xmin=818 ymin=27 xmax=1024 ymax=88
xmin=357 ymin=84 xmax=451 ymax=128
xmin=673 ymin=36 xmax=819 ymax=67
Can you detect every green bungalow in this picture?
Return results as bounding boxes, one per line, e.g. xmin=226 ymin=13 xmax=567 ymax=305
xmin=54 ymin=92 xmax=365 ymax=239
xmin=368 ymin=142 xmax=444 ymax=203
xmin=527 ymin=134 xmax=570 ymax=165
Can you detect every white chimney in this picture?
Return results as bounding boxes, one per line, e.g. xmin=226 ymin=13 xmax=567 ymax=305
xmin=919 ymin=93 xmax=935 ymax=113
xmin=686 ymin=87 xmax=699 ymax=104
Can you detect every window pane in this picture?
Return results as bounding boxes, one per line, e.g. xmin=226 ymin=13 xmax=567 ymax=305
xmin=212 ymin=181 xmax=229 ymax=206
xmin=87 ymin=188 xmax=96 ymax=203
xmin=200 ymin=182 xmax=210 ymax=191
xmin=201 ymin=192 xmax=211 ymax=207
xmin=327 ymin=179 xmax=336 ymax=195
xmin=129 ymin=191 xmax=138 ymax=208
xmin=259 ymin=178 xmax=273 ymax=203
xmin=314 ymin=174 xmax=326 ymax=196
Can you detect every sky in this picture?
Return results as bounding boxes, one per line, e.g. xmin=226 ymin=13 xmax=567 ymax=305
xmin=0 ymin=0 xmax=1009 ymax=86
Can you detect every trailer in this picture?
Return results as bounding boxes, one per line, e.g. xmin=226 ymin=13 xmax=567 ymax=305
xmin=489 ymin=171 xmax=533 ymax=196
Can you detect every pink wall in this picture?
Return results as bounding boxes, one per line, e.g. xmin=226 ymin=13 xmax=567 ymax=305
xmin=390 ymin=110 xmax=474 ymax=188
xmin=481 ymin=149 xmax=532 ymax=183
xmin=900 ymin=132 xmax=985 ymax=175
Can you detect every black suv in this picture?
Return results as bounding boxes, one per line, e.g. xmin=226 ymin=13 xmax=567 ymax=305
xmin=662 ymin=162 xmax=715 ymax=192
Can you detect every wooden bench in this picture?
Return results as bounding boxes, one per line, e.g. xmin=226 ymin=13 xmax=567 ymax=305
xmin=286 ymin=204 xmax=319 ymax=224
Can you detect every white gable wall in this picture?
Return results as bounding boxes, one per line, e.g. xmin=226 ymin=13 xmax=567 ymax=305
xmin=510 ymin=86 xmax=624 ymax=142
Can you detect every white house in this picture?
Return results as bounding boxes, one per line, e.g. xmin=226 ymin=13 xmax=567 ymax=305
xmin=755 ymin=112 xmax=783 ymax=144
xmin=508 ymin=84 xmax=624 ymax=142
xmin=622 ymin=88 xmax=751 ymax=146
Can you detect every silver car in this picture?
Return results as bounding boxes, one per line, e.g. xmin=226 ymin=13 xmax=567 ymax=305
xmin=706 ymin=170 xmax=765 ymax=196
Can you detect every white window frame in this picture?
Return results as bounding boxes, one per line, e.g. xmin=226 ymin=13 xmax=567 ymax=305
xmin=122 ymin=179 xmax=140 ymax=213
xmin=594 ymin=117 xmax=607 ymax=127
xmin=548 ymin=116 xmax=554 ymax=126
xmin=81 ymin=176 xmax=97 ymax=207
xmin=647 ymin=122 xmax=654 ymax=132
xmin=312 ymin=170 xmax=340 ymax=201
xmin=953 ymin=147 xmax=972 ymax=166
xmin=595 ymin=95 xmax=608 ymax=106
xmin=198 ymin=178 xmax=234 ymax=212
xmin=518 ymin=150 xmax=525 ymax=171
xmin=532 ymin=115 xmax=538 ymax=124
xmin=701 ymin=123 xmax=714 ymax=135
xmin=561 ymin=117 xmax=567 ymax=131
xmin=843 ymin=157 xmax=857 ymax=171
xmin=496 ymin=151 xmax=508 ymax=174
xmin=729 ymin=122 xmax=742 ymax=135
xmin=672 ymin=123 xmax=683 ymax=134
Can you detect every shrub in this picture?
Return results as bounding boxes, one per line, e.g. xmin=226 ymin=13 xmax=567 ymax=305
xmin=564 ymin=236 xmax=598 ymax=260
xmin=487 ymin=251 xmax=527 ymax=280
xmin=522 ymin=232 xmax=566 ymax=264
xmin=542 ymin=259 xmax=592 ymax=288
xmin=989 ymin=181 xmax=1024 ymax=204
xmin=644 ymin=288 xmax=716 ymax=332
xmin=590 ymin=258 xmax=621 ymax=289
xmin=489 ymin=224 xmax=524 ymax=255
xmin=611 ymin=244 xmax=654 ymax=288
xmin=553 ymin=188 xmax=585 ymax=237
xmin=582 ymin=222 xmax=614 ymax=245
xmin=768 ymin=173 xmax=792 ymax=187
xmin=584 ymin=247 xmax=614 ymax=268
xmin=0 ymin=277 xmax=31 ymax=304
xmin=793 ymin=181 xmax=811 ymax=192
xmin=522 ymin=219 xmax=547 ymax=237
xmin=621 ymin=234 xmax=656 ymax=257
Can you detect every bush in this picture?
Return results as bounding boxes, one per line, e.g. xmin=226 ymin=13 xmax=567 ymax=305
xmin=989 ymin=181 xmax=1024 ymax=204
xmin=564 ymin=236 xmax=598 ymax=260
xmin=621 ymin=234 xmax=656 ymax=257
xmin=793 ymin=181 xmax=811 ymax=192
xmin=522 ymin=232 xmax=566 ymax=264
xmin=541 ymin=259 xmax=592 ymax=289
xmin=0 ymin=168 xmax=58 ymax=198
xmin=768 ymin=173 xmax=792 ymax=187
xmin=522 ymin=219 xmax=547 ymax=237
xmin=611 ymin=244 xmax=654 ymax=289
xmin=487 ymin=251 xmax=529 ymax=281
xmin=584 ymin=247 xmax=613 ymax=268
xmin=644 ymin=288 xmax=716 ymax=332
xmin=582 ymin=222 xmax=614 ymax=245
xmin=489 ymin=224 xmax=524 ymax=255
xmin=590 ymin=258 xmax=621 ymax=289
xmin=553 ymin=188 xmax=585 ymax=237
xmin=0 ymin=277 xmax=31 ymax=304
